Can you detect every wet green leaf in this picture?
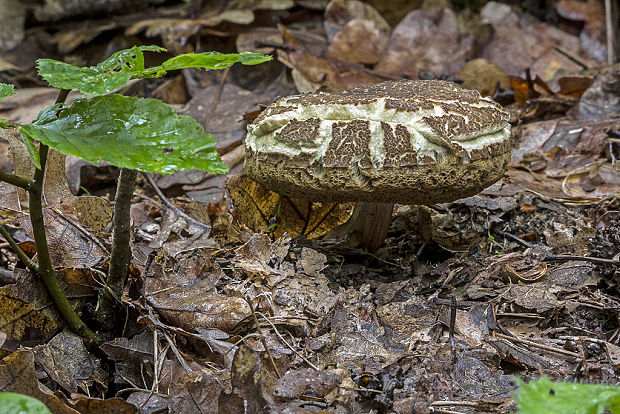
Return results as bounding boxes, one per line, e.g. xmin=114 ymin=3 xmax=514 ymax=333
xmin=37 ymin=46 xmax=270 ymax=95
xmin=18 ymin=94 xmax=229 ymax=175
xmin=0 ymin=393 xmax=51 ymax=414
xmin=0 ymin=83 xmax=14 ymax=101
xmin=147 ymin=51 xmax=272 ymax=76
xmin=515 ymin=377 xmax=620 ymax=414
xmin=37 ymin=45 xmax=165 ymax=95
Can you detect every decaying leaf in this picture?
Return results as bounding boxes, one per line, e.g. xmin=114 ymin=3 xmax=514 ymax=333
xmin=457 ymin=58 xmax=510 ymax=96
xmin=0 ymin=286 xmax=60 ymax=342
xmin=226 ymin=174 xmax=353 ymax=240
xmin=33 ymin=330 xmax=97 ymax=394
xmin=0 ymin=350 xmax=77 ymax=414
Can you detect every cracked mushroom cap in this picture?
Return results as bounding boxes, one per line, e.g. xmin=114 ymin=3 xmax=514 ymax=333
xmin=244 ymin=80 xmax=511 ymax=204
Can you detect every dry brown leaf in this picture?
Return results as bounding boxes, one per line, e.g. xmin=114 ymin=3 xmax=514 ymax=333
xmin=17 ymin=208 xmax=108 ymax=268
xmin=555 ymin=0 xmax=606 ymax=61
xmin=236 ymin=27 xmax=283 ymax=54
xmin=557 ymin=75 xmax=594 ymax=97
xmin=327 ymin=19 xmax=389 ymax=64
xmin=375 ymin=7 xmax=473 ymax=79
xmin=33 ymin=330 xmax=97 ymax=394
xmin=277 ymin=24 xmax=385 ymax=91
xmin=0 ymin=0 xmax=26 ymax=51
xmin=0 ymin=350 xmax=78 ymax=413
xmin=457 ymin=58 xmax=510 ymax=96
xmin=0 ymin=287 xmax=60 ymax=342
xmin=71 ymin=397 xmax=137 ymax=414
xmin=226 ymin=174 xmax=353 ymax=240
xmin=52 ymin=20 xmax=117 ymax=53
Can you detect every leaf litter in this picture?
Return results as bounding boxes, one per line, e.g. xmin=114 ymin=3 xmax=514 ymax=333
xmin=0 ymin=1 xmax=618 ymax=413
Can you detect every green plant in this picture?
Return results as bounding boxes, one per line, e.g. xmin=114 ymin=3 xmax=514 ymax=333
xmin=0 ymin=392 xmax=51 ymax=414
xmin=515 ymin=377 xmax=620 ymax=414
xmin=0 ymin=46 xmax=271 ymax=342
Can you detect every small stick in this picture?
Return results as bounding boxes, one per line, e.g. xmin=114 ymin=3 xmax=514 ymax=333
xmin=142 ymin=172 xmax=210 ymax=231
xmin=244 ymin=296 xmax=281 ymax=378
xmin=544 ymin=254 xmax=619 ymax=265
xmin=0 ymin=225 xmax=38 ymax=272
xmin=493 ymin=332 xmax=581 ymax=358
xmin=257 ymin=311 xmax=320 ymax=371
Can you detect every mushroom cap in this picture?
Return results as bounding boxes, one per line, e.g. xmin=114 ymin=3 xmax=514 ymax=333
xmin=244 ymin=80 xmax=511 ymax=204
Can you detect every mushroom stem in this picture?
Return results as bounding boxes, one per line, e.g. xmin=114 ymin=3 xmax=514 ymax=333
xmin=346 ymin=202 xmax=394 ymax=251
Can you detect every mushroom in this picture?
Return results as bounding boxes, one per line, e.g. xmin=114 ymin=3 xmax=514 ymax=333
xmin=244 ymin=80 xmax=511 ymax=251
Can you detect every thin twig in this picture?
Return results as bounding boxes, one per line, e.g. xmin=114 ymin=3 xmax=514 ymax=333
xmin=142 ymin=172 xmax=210 ymax=232
xmin=0 ymin=171 xmax=32 ymax=190
xmin=544 ymin=254 xmax=620 ymax=266
xmin=605 ymin=0 xmax=616 ymax=64
xmin=152 ymin=328 xmax=159 ymax=393
xmin=0 ymin=225 xmax=38 ymax=272
xmin=552 ymin=46 xmax=589 ymax=69
xmin=494 ymin=332 xmax=581 ymax=358
xmin=496 ymin=230 xmax=619 ymax=265
xmin=432 ymin=400 xmax=487 ymax=407
xmin=256 ymin=311 xmax=320 ymax=371
xmin=244 ymin=296 xmax=281 ymax=378
xmin=203 ymin=68 xmax=229 ymax=128
xmin=495 ymin=230 xmax=536 ymax=249
xmin=163 ymin=331 xmax=191 ymax=373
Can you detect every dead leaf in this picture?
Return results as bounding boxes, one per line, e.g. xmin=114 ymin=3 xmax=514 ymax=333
xmin=0 ymin=286 xmax=60 ymax=342
xmin=71 ymin=397 xmax=137 ymax=414
xmin=144 ymin=253 xmax=248 ymax=332
xmin=457 ymin=58 xmax=510 ymax=96
xmin=17 ymin=207 xmax=108 ymax=268
xmin=557 ymin=75 xmax=594 ymax=97
xmin=327 ymin=19 xmax=389 ymax=64
xmin=481 ymin=2 xmax=597 ymax=79
xmin=277 ymin=24 xmax=385 ymax=91
xmin=503 ymin=284 xmax=560 ymax=313
xmin=375 ymin=7 xmax=473 ymax=79
xmin=555 ymin=0 xmax=606 ymax=61
xmin=33 ymin=330 xmax=97 ymax=394
xmin=227 ymin=174 xmax=353 ymax=240
xmin=0 ymin=0 xmax=26 ymax=51
xmin=218 ymin=345 xmax=265 ymax=414
xmin=0 ymin=350 xmax=78 ymax=413
xmin=273 ymin=368 xmax=343 ymax=400
xmin=234 ymin=233 xmax=273 ymax=276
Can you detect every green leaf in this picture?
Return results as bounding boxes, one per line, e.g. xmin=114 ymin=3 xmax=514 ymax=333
xmin=37 ymin=45 xmax=166 ymax=95
xmin=18 ymin=103 xmax=67 ymax=168
xmin=37 ymin=47 xmax=270 ymax=95
xmin=18 ymin=94 xmax=229 ymax=175
xmin=0 ymin=83 xmax=14 ymax=101
xmin=0 ymin=392 xmax=52 ymax=414
xmin=20 ymin=131 xmax=41 ymax=169
xmin=515 ymin=377 xmax=620 ymax=414
xmin=146 ymin=51 xmax=272 ymax=77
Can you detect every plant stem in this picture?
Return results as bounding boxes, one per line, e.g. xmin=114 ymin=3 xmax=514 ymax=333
xmin=30 ymin=142 xmax=99 ymax=344
xmin=0 ymin=225 xmax=39 ymax=272
xmin=5 ymin=88 xmax=100 ymax=344
xmin=0 ymin=171 xmax=32 ymax=190
xmin=96 ymin=167 xmax=137 ymax=333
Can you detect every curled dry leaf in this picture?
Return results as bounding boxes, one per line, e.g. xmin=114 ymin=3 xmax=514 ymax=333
xmin=226 ymin=174 xmax=353 ymax=240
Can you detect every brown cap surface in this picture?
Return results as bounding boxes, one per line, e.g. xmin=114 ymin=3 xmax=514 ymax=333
xmin=244 ymin=80 xmax=511 ymax=204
